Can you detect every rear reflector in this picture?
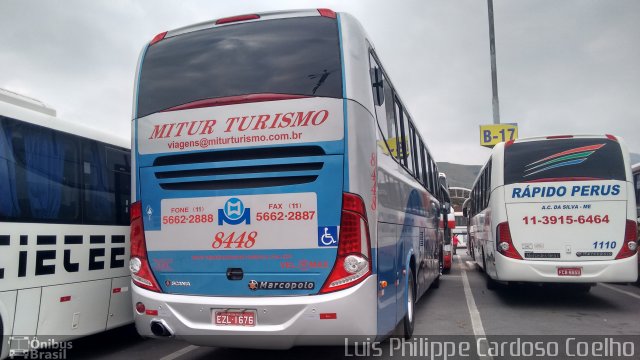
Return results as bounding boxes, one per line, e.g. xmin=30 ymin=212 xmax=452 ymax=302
xmin=145 ymin=309 xmax=159 ymax=316
xmin=318 ymin=9 xmax=337 ymax=18
xmin=135 ymin=302 xmax=146 ymax=314
xmin=215 ymin=14 xmax=260 ymax=25
xmin=319 ymin=313 xmax=337 ymax=320
xmin=149 ymin=31 xmax=167 ymax=46
xmin=60 ymin=296 xmax=71 ymax=302
xmin=112 ymin=288 xmax=122 ymax=294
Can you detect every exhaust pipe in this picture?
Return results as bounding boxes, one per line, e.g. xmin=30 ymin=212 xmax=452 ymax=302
xmin=150 ymin=320 xmax=173 ymax=337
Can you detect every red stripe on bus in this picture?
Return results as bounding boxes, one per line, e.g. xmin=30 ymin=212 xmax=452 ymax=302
xmin=162 ymin=94 xmax=310 ymax=112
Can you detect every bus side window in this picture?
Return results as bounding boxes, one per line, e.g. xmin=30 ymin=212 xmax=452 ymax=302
xmin=410 ymin=125 xmax=420 ymax=181
xmin=421 ymin=145 xmax=430 ymax=192
xmin=9 ymin=121 xmax=81 ymax=223
xmin=83 ymin=144 xmax=131 ymax=225
xmin=0 ymin=117 xmax=20 ymax=218
xmin=401 ymin=109 xmax=414 ymax=176
xmin=106 ymin=147 xmax=131 ymax=225
xmin=369 ymin=52 xmax=399 ymax=161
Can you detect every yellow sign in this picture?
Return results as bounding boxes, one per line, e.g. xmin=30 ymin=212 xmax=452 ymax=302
xmin=378 ymin=137 xmax=409 ymax=159
xmin=479 ymin=123 xmax=518 ymax=147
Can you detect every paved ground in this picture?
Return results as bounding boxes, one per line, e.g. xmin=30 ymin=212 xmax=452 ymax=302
xmin=63 ymin=252 xmax=640 ymax=359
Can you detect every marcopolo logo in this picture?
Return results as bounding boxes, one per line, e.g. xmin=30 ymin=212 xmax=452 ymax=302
xmin=248 ymin=280 xmax=315 ymax=291
xmin=218 ymin=198 xmax=251 ymax=226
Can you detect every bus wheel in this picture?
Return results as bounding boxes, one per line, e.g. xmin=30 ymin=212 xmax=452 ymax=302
xmin=431 ymin=270 xmax=440 ymax=289
xmin=403 ymin=269 xmax=415 ymax=339
xmin=483 ymin=251 xmax=497 ymax=290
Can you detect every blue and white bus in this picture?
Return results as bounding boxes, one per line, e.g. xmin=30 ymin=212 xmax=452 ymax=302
xmin=129 ymin=9 xmax=443 ymax=347
xmin=0 ymin=89 xmax=132 ymax=359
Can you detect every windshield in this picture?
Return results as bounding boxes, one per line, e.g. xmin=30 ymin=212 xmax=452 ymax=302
xmin=137 ymin=16 xmax=343 ymax=118
xmin=504 ymin=138 xmax=626 ymax=185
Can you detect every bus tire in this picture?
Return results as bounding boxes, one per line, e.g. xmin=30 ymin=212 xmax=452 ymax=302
xmin=483 ymin=251 xmax=497 ymax=290
xmin=403 ymin=269 xmax=415 ymax=339
xmin=431 ymin=272 xmax=440 ymax=289
xmin=479 ymin=249 xmax=486 ymax=273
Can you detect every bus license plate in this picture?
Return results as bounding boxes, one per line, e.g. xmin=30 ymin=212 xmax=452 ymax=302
xmin=557 ymin=267 xmax=582 ymax=276
xmin=214 ymin=311 xmax=256 ymax=327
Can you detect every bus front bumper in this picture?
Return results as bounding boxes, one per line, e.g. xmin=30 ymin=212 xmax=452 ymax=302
xmin=495 ymin=253 xmax=638 ymax=283
xmin=131 ymin=275 xmax=378 ymax=348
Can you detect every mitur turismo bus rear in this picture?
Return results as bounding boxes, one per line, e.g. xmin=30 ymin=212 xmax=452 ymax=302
xmin=130 ymin=9 xmax=442 ymax=347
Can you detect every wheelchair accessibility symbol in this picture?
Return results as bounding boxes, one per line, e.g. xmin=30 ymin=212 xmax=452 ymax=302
xmin=318 ymin=226 xmax=338 ymax=247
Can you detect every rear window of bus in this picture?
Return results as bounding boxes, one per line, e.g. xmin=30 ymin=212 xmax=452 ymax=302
xmin=137 ymin=16 xmax=343 ymax=118
xmin=504 ymin=138 xmax=626 ymax=185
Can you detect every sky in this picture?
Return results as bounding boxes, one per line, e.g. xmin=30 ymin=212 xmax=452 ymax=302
xmin=1 ymin=0 xmax=638 ymax=165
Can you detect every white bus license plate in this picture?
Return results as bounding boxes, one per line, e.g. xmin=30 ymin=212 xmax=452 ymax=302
xmin=557 ymin=267 xmax=582 ymax=276
xmin=214 ymin=311 xmax=256 ymax=326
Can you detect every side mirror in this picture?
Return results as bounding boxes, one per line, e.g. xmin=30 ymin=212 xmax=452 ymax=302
xmin=443 ymin=202 xmax=451 ymax=213
xmin=370 ymin=67 xmax=384 ymax=106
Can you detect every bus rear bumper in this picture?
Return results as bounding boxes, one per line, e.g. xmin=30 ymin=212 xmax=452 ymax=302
xmin=495 ymin=254 xmax=638 ymax=283
xmin=131 ymin=275 xmax=378 ymax=348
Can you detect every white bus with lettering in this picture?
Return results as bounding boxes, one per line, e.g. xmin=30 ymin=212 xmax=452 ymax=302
xmin=0 ymin=89 xmax=132 ymax=359
xmin=129 ymin=9 xmax=445 ymax=348
xmin=467 ymin=135 xmax=637 ymax=291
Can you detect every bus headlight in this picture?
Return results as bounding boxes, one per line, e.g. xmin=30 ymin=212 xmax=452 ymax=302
xmin=344 ymin=255 xmax=368 ymax=274
xmin=129 ymin=257 xmax=142 ymax=274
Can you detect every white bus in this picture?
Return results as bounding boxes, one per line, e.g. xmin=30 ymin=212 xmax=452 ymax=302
xmin=633 ymin=162 xmax=640 ymax=219
xmin=450 ymin=187 xmax=470 ymax=247
xmin=130 ymin=9 xmax=443 ymax=347
xmin=469 ymin=135 xmax=638 ymax=291
xmin=0 ymin=89 xmax=132 ymax=358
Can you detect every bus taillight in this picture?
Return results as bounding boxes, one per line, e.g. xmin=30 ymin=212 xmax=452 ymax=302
xmin=320 ymin=193 xmax=372 ymax=294
xmin=130 ymin=201 xmax=162 ymax=292
xmin=497 ymin=222 xmax=523 ymax=260
xmin=615 ymin=220 xmax=638 ymax=260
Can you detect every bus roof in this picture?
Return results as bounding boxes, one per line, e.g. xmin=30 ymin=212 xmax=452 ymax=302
xmin=0 ymin=88 xmax=56 ymax=116
xmin=509 ymin=134 xmax=620 ymax=144
xmin=0 ymin=91 xmax=129 ymax=149
xmin=162 ymin=9 xmax=331 ymax=39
